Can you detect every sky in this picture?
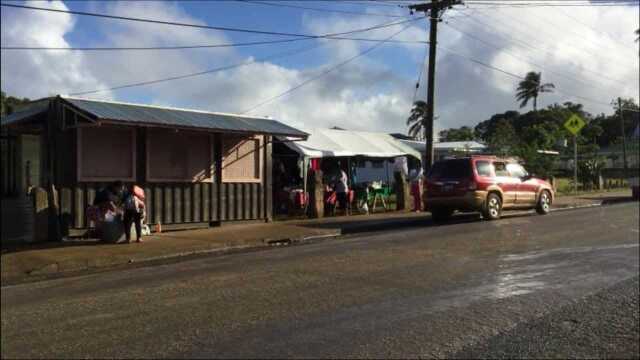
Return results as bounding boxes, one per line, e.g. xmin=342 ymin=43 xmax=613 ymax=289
xmin=1 ymin=0 xmax=639 ymax=137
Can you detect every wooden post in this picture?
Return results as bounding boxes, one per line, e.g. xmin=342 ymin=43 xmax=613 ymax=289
xmin=308 ymin=168 xmax=324 ymax=218
xmin=394 ymin=171 xmax=409 ymax=211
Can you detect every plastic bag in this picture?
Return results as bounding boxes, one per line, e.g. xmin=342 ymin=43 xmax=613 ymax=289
xmin=104 ymin=211 xmax=115 ymax=222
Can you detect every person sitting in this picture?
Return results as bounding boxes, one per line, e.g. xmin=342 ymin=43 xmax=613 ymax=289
xmin=93 ymin=181 xmax=125 ymax=219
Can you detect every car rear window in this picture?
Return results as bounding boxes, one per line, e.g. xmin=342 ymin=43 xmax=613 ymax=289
xmin=476 ymin=160 xmax=493 ymax=177
xmin=428 ymin=159 xmax=472 ymax=179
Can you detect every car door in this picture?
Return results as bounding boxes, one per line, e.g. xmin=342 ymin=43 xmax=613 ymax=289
xmin=508 ymin=163 xmax=537 ymax=205
xmin=493 ymin=161 xmax=518 ymax=207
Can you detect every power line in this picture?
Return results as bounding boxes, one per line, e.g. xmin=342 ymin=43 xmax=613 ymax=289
xmin=1 ymin=16 xmax=428 ymax=51
xmin=463 ymin=0 xmax=639 ymax=7
xmin=499 ymin=6 xmax=638 ymax=64
xmin=442 ymin=21 xmax=633 ymax=91
xmin=68 ymin=42 xmax=327 ymax=96
xmin=235 ymin=0 xmax=408 ymax=17
xmin=241 ymin=23 xmax=413 ymax=114
xmin=453 ymin=8 xmax=632 ymax=85
xmin=412 ymin=44 xmax=429 ymax=103
xmin=556 ymin=7 xmax=634 ymax=49
xmin=434 ymin=44 xmax=625 ymax=109
xmin=0 ymin=3 xmax=420 ymax=40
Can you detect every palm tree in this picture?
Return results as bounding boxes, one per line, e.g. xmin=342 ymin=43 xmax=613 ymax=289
xmin=407 ymin=100 xmax=429 ymax=140
xmin=515 ymin=71 xmax=555 ymax=111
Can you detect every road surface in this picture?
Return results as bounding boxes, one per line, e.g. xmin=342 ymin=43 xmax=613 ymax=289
xmin=2 ymin=203 xmax=639 ymax=358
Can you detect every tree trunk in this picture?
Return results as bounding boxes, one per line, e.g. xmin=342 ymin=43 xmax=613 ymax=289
xmin=533 ymin=96 xmax=537 ymax=111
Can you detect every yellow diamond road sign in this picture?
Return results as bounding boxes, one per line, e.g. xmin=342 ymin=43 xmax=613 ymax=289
xmin=564 ymin=114 xmax=586 ymax=135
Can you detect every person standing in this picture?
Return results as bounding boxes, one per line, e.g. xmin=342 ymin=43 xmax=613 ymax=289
xmin=123 ymin=184 xmax=145 ymax=243
xmin=410 ymin=167 xmax=424 ymax=212
xmin=335 ymin=165 xmax=349 ymax=215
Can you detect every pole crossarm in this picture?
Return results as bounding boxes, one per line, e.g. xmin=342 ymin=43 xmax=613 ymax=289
xmin=408 ymin=0 xmax=463 ymax=13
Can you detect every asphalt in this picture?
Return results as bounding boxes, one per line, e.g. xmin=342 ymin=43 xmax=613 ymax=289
xmin=454 ymin=276 xmax=640 ymax=359
xmin=1 ymin=202 xmax=638 ymax=359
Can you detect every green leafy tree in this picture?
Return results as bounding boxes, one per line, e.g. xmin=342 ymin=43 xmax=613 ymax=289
xmin=578 ymin=157 xmax=606 ymax=190
xmin=487 ymin=120 xmax=518 ymax=156
xmin=474 ymin=111 xmax=520 ymax=142
xmin=1 ymin=90 xmax=31 ymax=116
xmin=406 ymin=100 xmax=431 ymax=141
xmin=438 ymin=126 xmax=475 ymax=142
xmin=515 ymin=72 xmax=555 ymax=111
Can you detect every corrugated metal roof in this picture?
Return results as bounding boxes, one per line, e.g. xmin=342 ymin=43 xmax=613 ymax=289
xmin=282 ymin=128 xmax=422 ymax=159
xmin=0 ymin=99 xmax=50 ymax=127
xmin=62 ymin=97 xmax=307 ymax=137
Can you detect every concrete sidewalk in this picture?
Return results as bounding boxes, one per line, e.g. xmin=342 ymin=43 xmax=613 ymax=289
xmin=1 ymin=189 xmax=633 ymax=285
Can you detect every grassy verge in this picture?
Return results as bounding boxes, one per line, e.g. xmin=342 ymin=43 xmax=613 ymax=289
xmin=554 ymin=177 xmax=629 ymax=197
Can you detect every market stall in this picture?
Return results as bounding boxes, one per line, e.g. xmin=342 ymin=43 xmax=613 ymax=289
xmin=273 ymin=128 xmax=421 ymax=216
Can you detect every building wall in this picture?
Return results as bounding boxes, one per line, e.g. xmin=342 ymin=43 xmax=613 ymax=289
xmin=19 ymin=134 xmax=41 ymax=192
xmin=47 ymin=99 xmax=273 ymax=233
xmin=57 ymin=182 xmax=268 ymax=234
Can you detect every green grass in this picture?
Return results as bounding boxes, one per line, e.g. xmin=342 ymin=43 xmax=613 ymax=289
xmin=554 ymin=177 xmax=629 ymax=196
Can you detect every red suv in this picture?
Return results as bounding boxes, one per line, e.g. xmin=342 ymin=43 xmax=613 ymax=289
xmin=423 ymin=156 xmax=554 ymax=221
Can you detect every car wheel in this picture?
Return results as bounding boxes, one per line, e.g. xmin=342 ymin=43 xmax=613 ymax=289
xmin=536 ymin=190 xmax=551 ymax=215
xmin=432 ymin=208 xmax=453 ymax=223
xmin=482 ymin=193 xmax=502 ymax=220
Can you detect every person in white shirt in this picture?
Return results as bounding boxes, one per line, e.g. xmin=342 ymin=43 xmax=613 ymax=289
xmin=334 ymin=166 xmax=349 ymax=215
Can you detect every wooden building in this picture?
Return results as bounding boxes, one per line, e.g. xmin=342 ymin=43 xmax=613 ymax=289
xmin=0 ymin=96 xmax=306 ymax=241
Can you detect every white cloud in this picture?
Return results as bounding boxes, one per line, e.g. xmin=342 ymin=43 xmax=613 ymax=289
xmin=1 ymin=0 xmax=112 ymax=99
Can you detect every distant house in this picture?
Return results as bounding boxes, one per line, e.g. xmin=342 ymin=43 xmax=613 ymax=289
xmin=1 ymin=96 xmax=306 ymax=242
xmin=394 ymin=138 xmax=487 ymax=164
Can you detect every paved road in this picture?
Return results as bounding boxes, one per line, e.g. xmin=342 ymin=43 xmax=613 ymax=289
xmin=2 ymin=203 xmax=639 ymax=359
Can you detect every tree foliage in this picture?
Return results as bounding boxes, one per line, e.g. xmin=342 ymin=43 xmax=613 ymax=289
xmin=1 ymin=90 xmax=31 ymax=116
xmin=515 ymin=71 xmax=555 ymax=111
xmin=438 ymin=126 xmax=475 ymax=142
xmin=438 ymin=98 xmax=639 ymax=180
xmin=406 ymin=100 xmax=430 ymax=140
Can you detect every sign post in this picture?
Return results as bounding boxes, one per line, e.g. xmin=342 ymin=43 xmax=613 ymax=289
xmin=564 ymin=114 xmax=586 ymax=195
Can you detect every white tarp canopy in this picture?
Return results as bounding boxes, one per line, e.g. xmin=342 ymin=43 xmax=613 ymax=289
xmin=283 ymin=128 xmax=422 ymax=160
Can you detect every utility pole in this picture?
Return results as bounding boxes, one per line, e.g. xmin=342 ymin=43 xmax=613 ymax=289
xmin=408 ymin=0 xmax=461 ymax=171
xmin=618 ymin=97 xmax=628 ymax=180
xmin=574 ymin=134 xmax=578 ymax=195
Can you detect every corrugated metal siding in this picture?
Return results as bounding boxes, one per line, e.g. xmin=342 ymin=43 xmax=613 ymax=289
xmin=62 ymin=97 xmax=307 ymax=137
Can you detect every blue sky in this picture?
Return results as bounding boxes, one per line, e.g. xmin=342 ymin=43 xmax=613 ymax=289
xmin=1 ymin=0 xmax=638 ymax=135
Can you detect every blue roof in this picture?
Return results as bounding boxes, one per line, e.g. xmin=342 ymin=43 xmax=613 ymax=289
xmin=2 ymin=96 xmax=307 ymax=138
xmin=63 ymin=97 xmax=307 ymax=137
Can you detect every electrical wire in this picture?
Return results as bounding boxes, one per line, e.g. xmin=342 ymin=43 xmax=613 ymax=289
xmin=435 ymin=44 xmax=634 ymax=110
xmin=235 ymin=0 xmax=409 ymax=17
xmin=1 ymin=16 xmax=428 ymax=51
xmin=412 ymin=45 xmax=429 ymax=103
xmin=442 ymin=21 xmax=633 ymax=91
xmin=0 ymin=3 xmax=419 ymax=40
xmin=240 ymin=23 xmax=414 ymax=114
xmin=452 ymin=8 xmax=633 ymax=85
xmin=495 ymin=6 xmax=637 ymax=64
xmin=67 ymin=42 xmax=327 ymax=96
xmin=556 ymin=7 xmax=634 ymax=49
xmin=464 ymin=0 xmax=638 ymax=6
